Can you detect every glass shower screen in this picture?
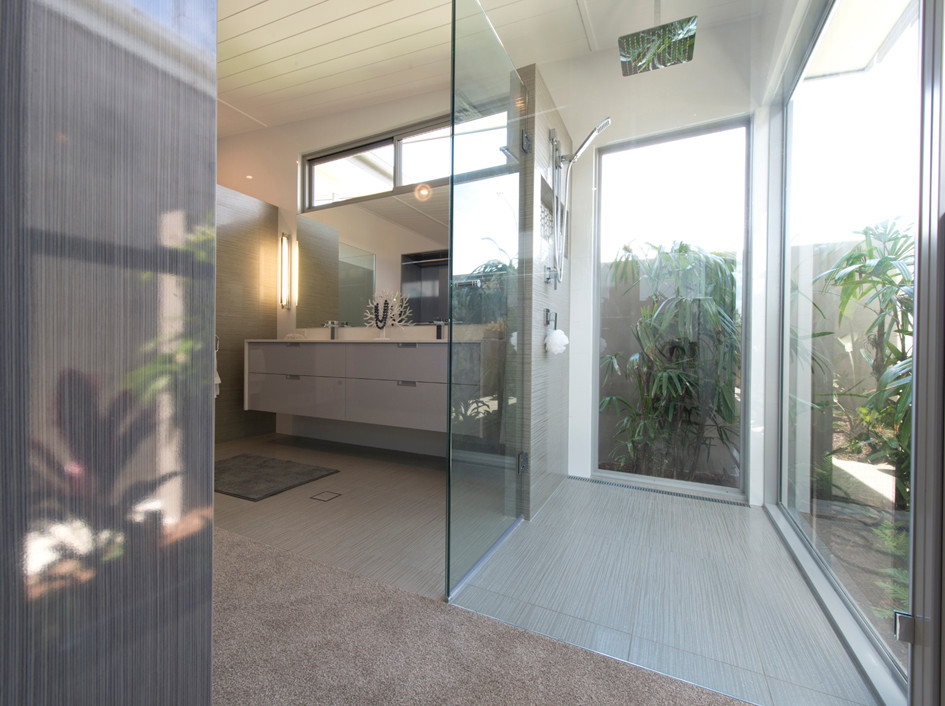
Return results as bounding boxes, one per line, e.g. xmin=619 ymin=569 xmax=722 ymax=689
xmin=447 ymin=0 xmax=527 ymax=596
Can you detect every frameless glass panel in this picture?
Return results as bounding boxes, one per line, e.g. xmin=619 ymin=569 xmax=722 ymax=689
xmin=310 ymin=142 xmax=394 ymax=206
xmin=453 ymin=112 xmax=509 ymax=175
xmin=401 ymin=126 xmax=451 ymax=184
xmin=448 ymin=0 xmax=526 ymax=595
xmin=783 ymin=1 xmax=919 ymax=671
xmin=598 ymin=126 xmax=747 ymax=489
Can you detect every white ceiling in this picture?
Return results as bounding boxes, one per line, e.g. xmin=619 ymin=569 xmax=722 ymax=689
xmin=217 ymin=0 xmax=761 ymax=139
xmin=217 ymin=0 xmax=765 ymax=235
xmin=356 ymin=185 xmax=450 ymax=243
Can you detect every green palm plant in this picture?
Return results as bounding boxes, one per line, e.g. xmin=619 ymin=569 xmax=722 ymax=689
xmin=601 ymin=242 xmax=740 ymax=483
xmin=815 ymin=220 xmax=913 ymax=510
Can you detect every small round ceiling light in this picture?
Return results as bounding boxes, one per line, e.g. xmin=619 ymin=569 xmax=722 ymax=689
xmin=414 ymin=183 xmax=433 ymax=202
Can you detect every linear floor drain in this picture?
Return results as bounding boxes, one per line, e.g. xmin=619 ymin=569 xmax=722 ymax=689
xmin=572 ymin=476 xmax=748 ymax=507
xmin=311 ymin=491 xmax=341 ymax=502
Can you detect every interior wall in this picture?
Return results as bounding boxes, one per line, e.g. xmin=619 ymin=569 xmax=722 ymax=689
xmin=518 ymin=64 xmax=574 ymax=518
xmin=215 ymin=186 xmax=278 ymax=443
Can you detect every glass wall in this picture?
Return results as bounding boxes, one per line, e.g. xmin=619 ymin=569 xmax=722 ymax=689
xmin=598 ymin=124 xmax=747 ymax=490
xmin=447 ymin=0 xmax=527 ymax=594
xmin=782 ymin=0 xmax=919 ymax=671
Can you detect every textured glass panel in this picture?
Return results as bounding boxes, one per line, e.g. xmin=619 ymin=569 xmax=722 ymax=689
xmin=783 ymin=6 xmax=918 ymax=671
xmin=3 ymin=0 xmax=215 ymax=702
xmin=598 ymin=126 xmax=746 ymax=489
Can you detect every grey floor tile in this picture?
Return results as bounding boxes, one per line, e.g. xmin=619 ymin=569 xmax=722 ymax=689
xmin=464 ymin=478 xmax=876 ymax=704
xmin=214 ymin=434 xmax=446 ymax=599
xmin=628 ymin=636 xmax=772 ymax=705
xmin=766 ymin=677 xmax=878 ymax=706
xmin=587 ymin=625 xmax=633 ymax=662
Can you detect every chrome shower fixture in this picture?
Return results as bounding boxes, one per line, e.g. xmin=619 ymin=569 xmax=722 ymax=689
xmin=618 ymin=15 xmax=697 ymax=76
xmin=549 ymin=117 xmax=612 ymax=287
xmin=570 ymin=118 xmax=612 ymax=163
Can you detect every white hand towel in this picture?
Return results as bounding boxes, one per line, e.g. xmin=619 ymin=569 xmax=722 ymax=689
xmin=545 ymin=329 xmax=569 ymax=355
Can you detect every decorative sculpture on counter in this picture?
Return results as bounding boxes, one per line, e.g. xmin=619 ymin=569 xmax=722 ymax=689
xmin=363 ymin=290 xmax=412 ymax=338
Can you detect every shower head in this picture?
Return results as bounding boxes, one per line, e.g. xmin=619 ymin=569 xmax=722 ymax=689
xmin=618 ymin=16 xmax=697 ymax=77
xmin=569 ymin=117 xmax=612 ymax=163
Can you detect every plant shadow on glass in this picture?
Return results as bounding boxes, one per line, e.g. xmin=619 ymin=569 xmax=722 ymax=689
xmin=600 ymin=242 xmax=740 ymax=487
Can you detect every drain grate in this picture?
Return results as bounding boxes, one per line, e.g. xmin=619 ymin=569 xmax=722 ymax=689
xmin=571 ymin=476 xmax=748 ymax=507
xmin=310 ymin=491 xmax=341 ymax=502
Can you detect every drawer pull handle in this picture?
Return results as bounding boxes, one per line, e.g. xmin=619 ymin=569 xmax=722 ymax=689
xmin=396 ymin=343 xmax=417 ymax=348
xmin=285 ymin=342 xmax=301 ymax=347
xmin=285 ymin=375 xmax=301 ymax=381
xmin=397 ymin=380 xmax=417 ymax=387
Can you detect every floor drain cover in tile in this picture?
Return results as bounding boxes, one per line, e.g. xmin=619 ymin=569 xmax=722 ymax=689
xmin=311 ymin=491 xmax=341 ymax=502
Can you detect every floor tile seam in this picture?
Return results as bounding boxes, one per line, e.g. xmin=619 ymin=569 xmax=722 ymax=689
xmin=568 ymin=475 xmax=750 ymax=508
xmin=756 ymin=661 xmax=874 ymax=703
xmin=629 ymin=636 xmax=772 ymax=684
xmin=629 ymin=631 xmax=767 ymax=676
xmin=763 ymin=675 xmax=873 ymax=706
xmin=458 ymin=583 xmax=644 ymax=644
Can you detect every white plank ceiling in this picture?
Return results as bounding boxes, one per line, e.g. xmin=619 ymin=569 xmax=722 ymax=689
xmin=217 ymin=0 xmax=760 ymax=138
xmin=218 ymin=0 xmax=766 ymax=236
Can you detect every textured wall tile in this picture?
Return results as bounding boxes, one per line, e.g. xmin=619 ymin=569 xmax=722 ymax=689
xmin=215 ymin=186 xmax=278 ymax=443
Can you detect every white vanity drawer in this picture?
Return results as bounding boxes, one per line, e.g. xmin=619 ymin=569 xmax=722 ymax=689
xmin=246 ymin=373 xmax=345 ymax=420
xmin=246 ymin=342 xmax=345 ymax=377
xmin=345 ymin=378 xmax=447 ymax=432
xmin=345 ymin=342 xmax=446 ymax=383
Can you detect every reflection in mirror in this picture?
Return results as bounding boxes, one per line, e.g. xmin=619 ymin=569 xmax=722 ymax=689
xmin=339 ymin=243 xmax=375 ymax=324
xmin=295 ymin=215 xmax=339 ymax=328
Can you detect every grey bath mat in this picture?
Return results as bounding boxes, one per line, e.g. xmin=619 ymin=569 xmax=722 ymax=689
xmin=214 ymin=454 xmax=339 ymax=501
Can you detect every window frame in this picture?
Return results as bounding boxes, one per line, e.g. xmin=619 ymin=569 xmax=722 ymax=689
xmin=592 ymin=116 xmax=753 ymax=499
xmin=300 ymin=117 xmax=451 ymax=213
xmin=770 ymin=0 xmax=922 ymax=702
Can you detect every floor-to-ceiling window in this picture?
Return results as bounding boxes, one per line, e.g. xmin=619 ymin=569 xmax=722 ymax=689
xmin=598 ymin=123 xmax=748 ymax=492
xmin=781 ymin=0 xmax=920 ymax=676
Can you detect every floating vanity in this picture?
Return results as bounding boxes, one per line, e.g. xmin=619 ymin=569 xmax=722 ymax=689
xmin=244 ymin=340 xmax=448 ymax=433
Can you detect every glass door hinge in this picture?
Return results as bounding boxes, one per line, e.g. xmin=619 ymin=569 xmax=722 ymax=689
xmin=894 ymin=611 xmax=914 ymax=643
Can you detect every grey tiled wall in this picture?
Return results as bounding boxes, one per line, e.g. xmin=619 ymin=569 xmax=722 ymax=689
xmin=216 ymin=186 xmax=278 ymax=443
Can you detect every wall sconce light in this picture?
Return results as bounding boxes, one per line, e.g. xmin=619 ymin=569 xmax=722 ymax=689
xmin=280 ymin=233 xmax=291 ymax=310
xmin=292 ymin=238 xmax=299 ymax=308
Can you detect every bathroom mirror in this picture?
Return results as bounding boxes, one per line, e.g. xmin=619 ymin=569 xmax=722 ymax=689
xmin=295 ymin=214 xmax=378 ymax=328
xmin=295 ymin=215 xmax=340 ymax=328
xmin=296 ymin=188 xmax=447 ymax=328
xmin=339 ymin=242 xmax=375 ymax=324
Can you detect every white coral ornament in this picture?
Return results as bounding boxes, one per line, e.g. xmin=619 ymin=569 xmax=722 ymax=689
xmin=363 ymin=291 xmax=412 ymax=330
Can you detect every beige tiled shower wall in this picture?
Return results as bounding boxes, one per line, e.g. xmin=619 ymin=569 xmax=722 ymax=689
xmin=519 ymin=65 xmax=573 ymax=519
